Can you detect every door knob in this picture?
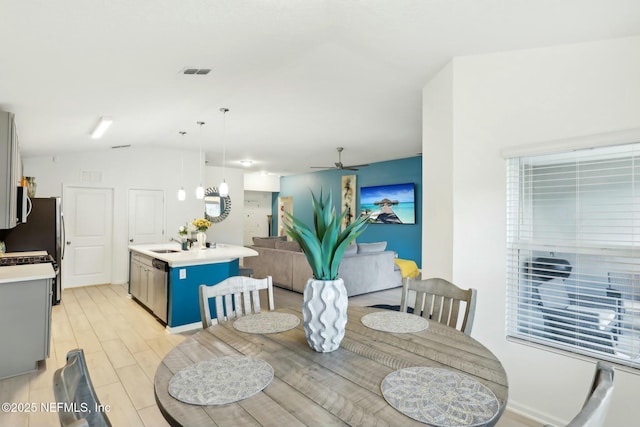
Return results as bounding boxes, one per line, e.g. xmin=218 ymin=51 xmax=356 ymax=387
xmin=130 ymin=239 xmax=134 ymax=242
xmin=66 ymin=241 xmax=71 ymax=245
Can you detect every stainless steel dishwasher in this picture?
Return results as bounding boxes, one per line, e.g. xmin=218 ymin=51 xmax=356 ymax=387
xmin=151 ymin=258 xmax=168 ymax=323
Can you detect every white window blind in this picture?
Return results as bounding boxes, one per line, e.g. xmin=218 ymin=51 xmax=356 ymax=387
xmin=506 ymin=143 xmax=640 ymax=367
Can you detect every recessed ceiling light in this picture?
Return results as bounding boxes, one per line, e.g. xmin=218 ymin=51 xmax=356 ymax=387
xmin=240 ymin=160 xmax=253 ymax=167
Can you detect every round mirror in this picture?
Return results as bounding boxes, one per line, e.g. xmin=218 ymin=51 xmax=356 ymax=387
xmin=204 ymin=187 xmax=232 ymax=223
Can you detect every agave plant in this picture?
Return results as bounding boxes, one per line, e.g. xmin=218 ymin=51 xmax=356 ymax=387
xmin=285 ymin=189 xmax=369 ymax=280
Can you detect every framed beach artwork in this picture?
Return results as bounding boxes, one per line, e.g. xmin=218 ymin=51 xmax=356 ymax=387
xmin=341 ymin=175 xmax=356 ymax=231
xmin=360 ymin=183 xmax=416 ymax=224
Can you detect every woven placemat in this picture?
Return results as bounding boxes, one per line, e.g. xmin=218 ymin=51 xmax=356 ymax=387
xmin=361 ymin=311 xmax=428 ymax=333
xmin=381 ymin=367 xmax=499 ymax=427
xmin=233 ymin=312 xmax=300 ymax=334
xmin=169 ymin=356 xmax=273 ymax=405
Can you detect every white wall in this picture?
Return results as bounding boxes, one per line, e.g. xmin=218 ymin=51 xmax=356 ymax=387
xmin=422 ymin=61 xmax=454 ymax=280
xmin=24 ymin=146 xmax=244 ymax=285
xmin=244 ymin=172 xmax=280 ymax=192
xmin=423 ymin=36 xmax=640 ymax=425
xmin=205 ymin=165 xmax=244 ymax=246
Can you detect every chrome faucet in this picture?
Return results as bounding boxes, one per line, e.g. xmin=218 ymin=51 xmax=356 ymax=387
xmin=170 ymin=236 xmax=193 ymax=249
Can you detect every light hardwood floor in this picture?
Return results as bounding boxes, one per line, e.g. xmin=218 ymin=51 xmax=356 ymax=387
xmin=0 ymin=283 xmax=541 ymax=427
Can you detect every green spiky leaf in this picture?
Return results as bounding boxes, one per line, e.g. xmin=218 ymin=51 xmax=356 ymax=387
xmin=284 ymin=189 xmax=369 ymax=280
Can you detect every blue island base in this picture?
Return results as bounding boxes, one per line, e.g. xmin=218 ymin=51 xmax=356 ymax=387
xmin=167 ymin=259 xmax=239 ymax=331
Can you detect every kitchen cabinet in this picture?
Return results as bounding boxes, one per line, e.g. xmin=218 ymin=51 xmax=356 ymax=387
xmin=129 ymin=256 xmax=142 ymax=298
xmin=0 ymin=111 xmax=20 ymax=229
xmin=0 ymin=274 xmax=53 ymax=379
xmin=130 ymin=253 xmax=153 ymax=307
xmin=129 ymin=253 xmax=168 ymax=322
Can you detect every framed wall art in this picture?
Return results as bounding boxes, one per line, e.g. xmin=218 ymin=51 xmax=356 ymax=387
xmin=360 ymin=183 xmax=415 ymax=224
xmin=341 ymin=175 xmax=356 ymax=231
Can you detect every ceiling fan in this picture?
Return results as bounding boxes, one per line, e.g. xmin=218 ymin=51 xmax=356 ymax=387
xmin=311 ymin=147 xmax=369 ymax=171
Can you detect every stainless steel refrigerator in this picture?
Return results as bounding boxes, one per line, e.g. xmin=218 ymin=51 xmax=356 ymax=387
xmin=0 ymin=197 xmax=64 ymax=304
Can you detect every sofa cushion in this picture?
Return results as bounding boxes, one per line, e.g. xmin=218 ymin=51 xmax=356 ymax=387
xmin=275 ymin=240 xmax=302 ymax=252
xmin=344 ymin=244 xmax=357 ymax=256
xmin=357 ymin=242 xmax=387 ymax=253
xmin=252 ymin=236 xmax=285 ymax=248
xmin=244 ymin=246 xmax=295 ymax=289
xmin=338 ymin=250 xmax=401 ymax=296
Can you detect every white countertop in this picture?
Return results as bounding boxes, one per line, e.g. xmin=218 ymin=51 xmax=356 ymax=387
xmin=128 ymin=243 xmax=258 ymax=267
xmin=4 ymin=250 xmax=48 ymax=257
xmin=0 ymin=251 xmax=56 ymax=283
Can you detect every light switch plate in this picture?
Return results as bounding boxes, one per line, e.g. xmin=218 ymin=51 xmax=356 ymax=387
xmin=179 ymin=269 xmax=186 ymax=279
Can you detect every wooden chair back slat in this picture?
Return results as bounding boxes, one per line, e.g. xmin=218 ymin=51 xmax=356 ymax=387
xmin=401 ymin=277 xmax=477 ymax=335
xmin=53 ymin=349 xmax=112 ymax=427
xmin=562 ymin=362 xmax=614 ymax=427
xmin=199 ymin=276 xmax=274 ymax=328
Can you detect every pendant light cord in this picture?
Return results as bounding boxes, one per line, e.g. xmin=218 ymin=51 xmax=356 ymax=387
xmin=220 ymin=108 xmax=228 ymax=176
xmin=179 ymin=131 xmax=186 ymax=186
xmin=195 ymin=121 xmax=205 ymax=199
xmin=218 ymin=108 xmax=230 ymax=197
xmin=197 ymin=121 xmax=204 ymax=182
xmin=177 ymin=131 xmax=187 ymax=200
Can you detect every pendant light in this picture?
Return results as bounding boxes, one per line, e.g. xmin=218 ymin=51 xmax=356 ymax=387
xmin=177 ymin=131 xmax=187 ymax=201
xmin=219 ymin=108 xmax=229 ymax=197
xmin=195 ymin=121 xmax=205 ymax=200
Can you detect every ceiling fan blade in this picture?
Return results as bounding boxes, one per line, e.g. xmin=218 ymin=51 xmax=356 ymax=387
xmin=311 ymin=148 xmax=367 ymax=171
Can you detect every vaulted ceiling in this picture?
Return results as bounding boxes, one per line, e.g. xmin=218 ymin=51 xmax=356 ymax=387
xmin=2 ymin=1 xmax=639 ymax=175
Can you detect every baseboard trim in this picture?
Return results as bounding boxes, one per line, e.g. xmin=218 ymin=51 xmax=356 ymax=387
xmin=166 ymin=319 xmax=217 ymax=334
xmin=507 ymin=400 xmax=562 ymax=426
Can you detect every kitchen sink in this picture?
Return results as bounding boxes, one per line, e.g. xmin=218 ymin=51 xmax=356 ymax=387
xmin=150 ymin=249 xmax=179 ymax=253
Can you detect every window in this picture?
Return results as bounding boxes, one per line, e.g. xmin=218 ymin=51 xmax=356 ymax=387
xmin=506 ymin=143 xmax=640 ymax=367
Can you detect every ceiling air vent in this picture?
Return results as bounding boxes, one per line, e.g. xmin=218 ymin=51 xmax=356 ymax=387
xmin=80 ymin=170 xmax=102 ymax=183
xmin=183 ymin=68 xmax=211 ymax=75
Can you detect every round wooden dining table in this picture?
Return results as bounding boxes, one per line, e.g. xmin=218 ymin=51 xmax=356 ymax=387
xmin=154 ymin=306 xmax=508 ymax=427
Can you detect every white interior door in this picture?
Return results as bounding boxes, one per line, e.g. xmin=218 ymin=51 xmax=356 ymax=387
xmin=128 ymin=189 xmax=164 ymax=245
xmin=62 ymin=187 xmax=114 ymax=288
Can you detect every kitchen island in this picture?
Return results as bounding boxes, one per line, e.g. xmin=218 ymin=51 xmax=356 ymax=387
xmin=128 ymin=243 xmax=258 ymax=332
xmin=0 ymin=251 xmax=55 ymax=379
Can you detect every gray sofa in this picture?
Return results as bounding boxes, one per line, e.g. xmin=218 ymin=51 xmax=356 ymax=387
xmin=243 ymin=237 xmax=402 ymax=296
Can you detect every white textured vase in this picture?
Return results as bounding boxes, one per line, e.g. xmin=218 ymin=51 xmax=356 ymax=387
xmin=302 ymin=278 xmax=348 ymax=352
xmin=196 ymin=231 xmax=207 ymax=249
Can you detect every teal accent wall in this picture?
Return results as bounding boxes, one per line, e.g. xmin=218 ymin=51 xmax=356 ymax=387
xmin=277 ymin=156 xmax=421 ymax=267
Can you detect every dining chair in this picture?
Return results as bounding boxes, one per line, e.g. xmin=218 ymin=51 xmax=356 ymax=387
xmin=53 ymin=348 xmax=112 ymax=427
xmin=199 ymin=275 xmax=274 ymax=328
xmin=544 ymin=361 xmax=615 ymax=427
xmin=400 ymin=277 xmax=477 ymax=335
